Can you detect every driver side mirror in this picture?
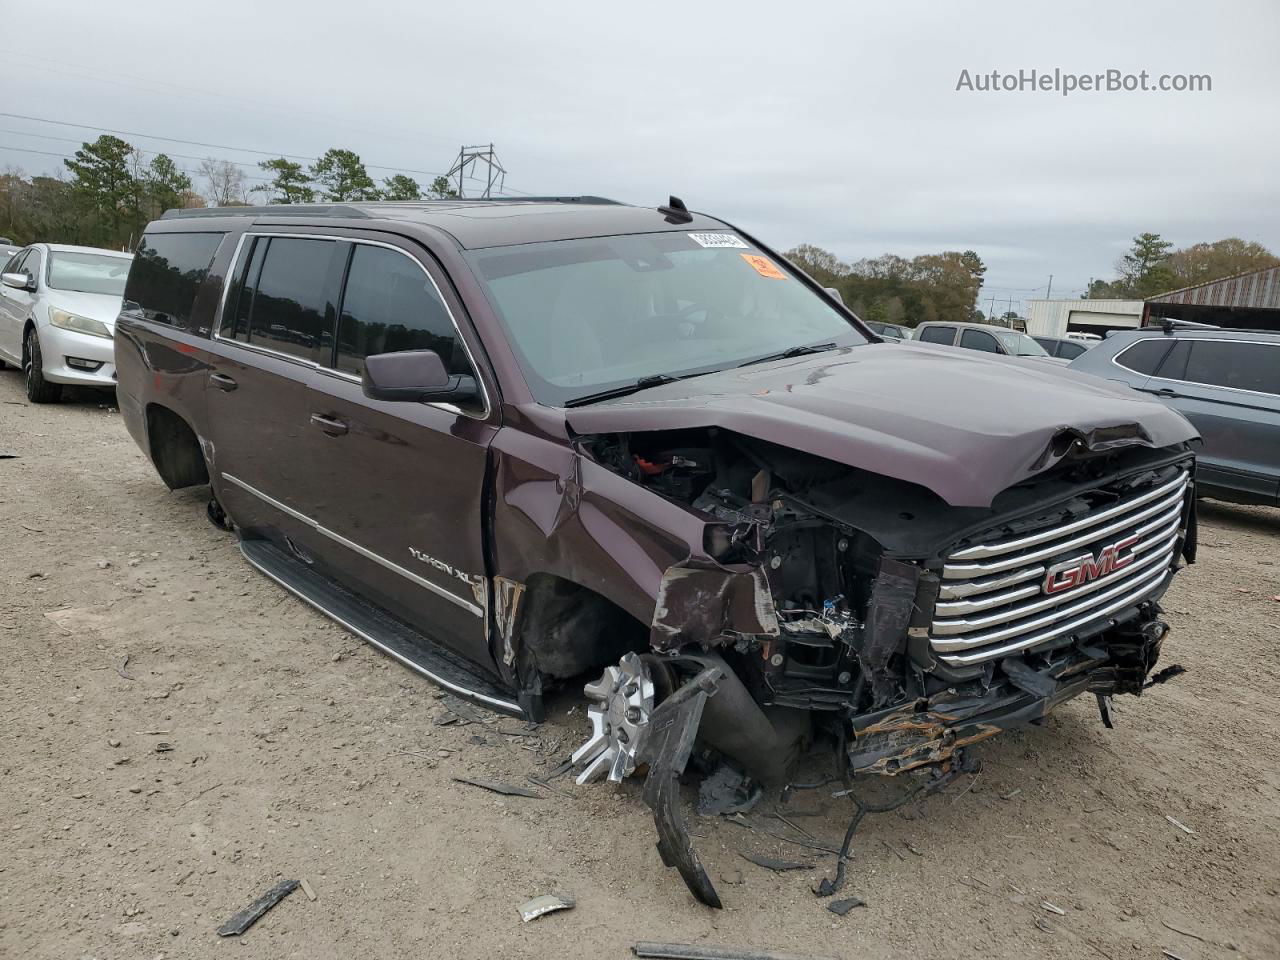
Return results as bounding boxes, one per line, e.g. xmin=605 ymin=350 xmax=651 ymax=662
xmin=2 ymin=271 xmax=34 ymax=292
xmin=362 ymin=349 xmax=479 ymax=405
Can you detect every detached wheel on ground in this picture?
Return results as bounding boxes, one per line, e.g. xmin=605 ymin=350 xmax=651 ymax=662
xmin=23 ymin=328 xmax=61 ymax=404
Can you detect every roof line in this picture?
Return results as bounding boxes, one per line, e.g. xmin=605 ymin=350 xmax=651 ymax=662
xmin=1146 ymin=262 xmax=1280 ymax=301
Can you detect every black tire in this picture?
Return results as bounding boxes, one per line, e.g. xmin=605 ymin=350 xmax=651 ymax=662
xmin=24 ymin=328 xmax=62 ymax=404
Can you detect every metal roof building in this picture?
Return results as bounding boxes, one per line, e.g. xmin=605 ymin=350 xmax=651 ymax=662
xmin=1144 ymin=264 xmax=1280 ymax=331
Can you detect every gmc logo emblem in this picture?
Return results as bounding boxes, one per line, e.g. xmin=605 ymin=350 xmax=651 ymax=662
xmin=1044 ymin=535 xmax=1140 ymax=594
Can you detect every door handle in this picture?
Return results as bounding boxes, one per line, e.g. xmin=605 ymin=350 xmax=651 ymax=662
xmin=310 ymin=413 xmax=349 ymax=436
xmin=209 ymin=372 xmax=238 ymax=391
xmin=1153 ymin=388 xmax=1178 ymax=398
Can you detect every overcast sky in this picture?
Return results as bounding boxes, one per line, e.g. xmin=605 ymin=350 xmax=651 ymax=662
xmin=7 ymin=0 xmax=1279 ymax=310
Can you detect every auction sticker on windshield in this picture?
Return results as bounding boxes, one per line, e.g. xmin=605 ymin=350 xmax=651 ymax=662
xmin=741 ymin=253 xmax=786 ymax=279
xmin=688 ymin=233 xmax=749 ymax=248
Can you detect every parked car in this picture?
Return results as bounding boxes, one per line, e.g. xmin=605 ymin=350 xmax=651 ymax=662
xmin=915 ymin=320 xmax=1068 ymax=363
xmin=863 ymin=320 xmax=913 ymax=340
xmin=1032 ymin=334 xmax=1092 ymax=360
xmin=116 ymin=198 xmax=1198 ymax=906
xmin=0 ymin=238 xmax=20 ymax=266
xmin=1070 ymin=325 xmax=1279 ymax=506
xmin=0 ymin=242 xmax=133 ymax=402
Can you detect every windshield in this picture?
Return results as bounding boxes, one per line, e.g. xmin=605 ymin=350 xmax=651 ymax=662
xmin=47 ymin=251 xmax=132 ymax=296
xmin=995 ymin=330 xmax=1049 ymax=357
xmin=465 ymin=232 xmax=866 ymax=405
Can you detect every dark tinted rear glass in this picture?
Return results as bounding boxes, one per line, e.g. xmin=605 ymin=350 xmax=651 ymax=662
xmin=1116 ymin=339 xmax=1172 ymax=375
xmin=123 ymin=232 xmax=224 ymax=330
xmin=335 ymin=244 xmax=470 ymax=378
xmin=918 ymin=326 xmax=955 ymax=345
xmin=1184 ymin=341 xmax=1280 ymax=395
xmin=1059 ymin=341 xmax=1088 ymax=359
xmin=243 ymin=238 xmax=337 ymax=362
xmin=960 ymin=328 xmax=1000 ymax=353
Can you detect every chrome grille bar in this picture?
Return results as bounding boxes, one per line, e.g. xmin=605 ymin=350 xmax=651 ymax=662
xmin=933 ymin=527 xmax=1179 ymax=631
xmin=929 ymin=465 xmax=1189 ymax=666
xmin=932 ymin=560 xmax=1173 ymax=652
xmin=936 ymin=569 xmax=1176 ymax=667
xmin=949 ymin=471 xmax=1189 ymax=560
xmin=934 ymin=512 xmax=1182 ymax=618
xmin=943 ymin=477 xmax=1187 ymax=579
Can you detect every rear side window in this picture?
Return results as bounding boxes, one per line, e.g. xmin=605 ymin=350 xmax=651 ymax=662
xmin=1115 ymin=339 xmax=1172 ymax=375
xmin=918 ymin=326 xmax=955 ymax=345
xmin=335 ymin=244 xmax=470 ymax=378
xmin=1183 ymin=341 xmax=1280 ymax=395
xmin=226 ymin=237 xmax=338 ymax=362
xmin=960 ymin=329 xmax=1000 ymax=353
xmin=1058 ymin=341 xmax=1088 ymax=359
xmin=123 ymin=232 xmax=224 ymax=330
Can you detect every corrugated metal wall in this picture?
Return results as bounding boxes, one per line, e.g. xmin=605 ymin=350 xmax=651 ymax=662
xmin=1148 ymin=265 xmax=1280 ymax=310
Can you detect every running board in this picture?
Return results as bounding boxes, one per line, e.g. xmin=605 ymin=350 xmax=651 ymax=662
xmin=239 ymin=538 xmax=524 ymax=718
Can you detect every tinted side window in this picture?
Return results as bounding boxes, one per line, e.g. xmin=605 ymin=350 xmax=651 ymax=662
xmin=335 ymin=244 xmax=471 ymax=378
xmin=1184 ymin=341 xmax=1280 ymax=395
xmin=960 ymin=329 xmax=1000 ymax=353
xmin=6 ymin=250 xmax=28 ymax=276
xmin=1059 ymin=341 xmax=1088 ymax=359
xmin=918 ymin=326 xmax=955 ymax=345
xmin=244 ymin=238 xmax=337 ymax=362
xmin=122 ymin=232 xmax=224 ymax=329
xmin=1116 ymin=339 xmax=1173 ymax=375
xmin=224 ymin=237 xmax=267 ymax=343
xmin=1155 ymin=340 xmax=1190 ymax=380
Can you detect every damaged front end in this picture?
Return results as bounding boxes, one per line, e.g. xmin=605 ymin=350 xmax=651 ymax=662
xmin=568 ymin=427 xmax=1196 ymax=906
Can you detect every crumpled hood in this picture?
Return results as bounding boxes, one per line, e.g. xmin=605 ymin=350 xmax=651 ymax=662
xmin=45 ymin=290 xmax=125 ymax=329
xmin=565 ymin=342 xmax=1199 ymax=508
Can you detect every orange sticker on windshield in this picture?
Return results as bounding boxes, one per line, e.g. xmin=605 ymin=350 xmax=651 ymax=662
xmin=741 ymin=253 xmax=786 ymax=279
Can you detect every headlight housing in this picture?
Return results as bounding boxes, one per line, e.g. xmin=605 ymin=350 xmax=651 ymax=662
xmin=49 ymin=308 xmax=112 ymax=340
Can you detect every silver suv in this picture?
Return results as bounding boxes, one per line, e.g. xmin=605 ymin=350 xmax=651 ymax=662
xmin=1069 ymin=326 xmax=1280 ymax=506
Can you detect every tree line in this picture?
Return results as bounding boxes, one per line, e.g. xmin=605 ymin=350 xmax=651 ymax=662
xmin=788 ymin=231 xmax=1280 ymax=328
xmin=785 ymin=244 xmax=987 ymax=326
xmin=1084 ymin=233 xmax=1280 ymax=300
xmin=0 ymin=134 xmax=458 ymax=250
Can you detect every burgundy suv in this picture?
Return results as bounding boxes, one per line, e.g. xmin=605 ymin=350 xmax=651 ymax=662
xmin=116 ymin=197 xmax=1198 ymax=905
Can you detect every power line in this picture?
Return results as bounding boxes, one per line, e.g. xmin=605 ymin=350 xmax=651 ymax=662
xmin=0 ymin=111 xmax=454 ymax=180
xmin=0 ymin=143 xmax=276 ymax=185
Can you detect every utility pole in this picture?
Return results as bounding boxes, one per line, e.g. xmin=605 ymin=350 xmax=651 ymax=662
xmin=447 ymin=144 xmax=506 ymax=198
xmin=1046 ymin=274 xmax=1053 ymax=299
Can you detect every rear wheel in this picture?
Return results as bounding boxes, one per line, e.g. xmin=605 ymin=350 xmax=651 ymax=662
xmin=24 ymin=328 xmax=62 ymax=404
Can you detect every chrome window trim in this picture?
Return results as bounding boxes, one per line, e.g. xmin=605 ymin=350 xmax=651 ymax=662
xmin=1112 ymin=336 xmax=1280 ymax=400
xmin=222 ymin=472 xmax=484 ymax=618
xmin=211 ymin=230 xmax=492 ymax=419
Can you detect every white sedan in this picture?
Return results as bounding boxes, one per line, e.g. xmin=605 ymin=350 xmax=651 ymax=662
xmin=0 ymin=243 xmax=133 ymax=403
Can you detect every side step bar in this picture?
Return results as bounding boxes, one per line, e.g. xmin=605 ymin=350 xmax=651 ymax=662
xmin=240 ymin=538 xmax=524 ymax=718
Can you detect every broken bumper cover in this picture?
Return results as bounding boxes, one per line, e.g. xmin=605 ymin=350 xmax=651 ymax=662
xmin=850 ymin=617 xmax=1171 ymax=776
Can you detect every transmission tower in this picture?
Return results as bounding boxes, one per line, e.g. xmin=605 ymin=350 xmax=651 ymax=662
xmin=447 ymin=143 xmax=506 ymax=198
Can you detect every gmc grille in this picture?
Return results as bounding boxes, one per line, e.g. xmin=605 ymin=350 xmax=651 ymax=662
xmin=930 ymin=465 xmax=1191 ymax=667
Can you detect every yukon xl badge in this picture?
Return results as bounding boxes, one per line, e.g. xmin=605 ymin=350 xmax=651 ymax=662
xmin=1043 ymin=534 xmax=1140 ymax=595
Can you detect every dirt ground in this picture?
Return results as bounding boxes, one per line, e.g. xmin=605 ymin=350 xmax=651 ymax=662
xmin=1 ymin=372 xmax=1278 ymax=960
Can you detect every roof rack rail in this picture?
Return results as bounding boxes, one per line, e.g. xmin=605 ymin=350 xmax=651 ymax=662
xmin=381 ymin=195 xmax=623 ymax=205
xmin=1159 ymin=317 xmax=1221 ymax=334
xmin=161 ymin=203 xmax=372 ymax=220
